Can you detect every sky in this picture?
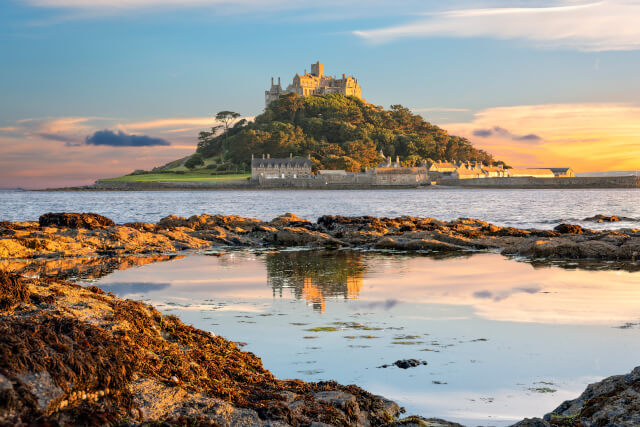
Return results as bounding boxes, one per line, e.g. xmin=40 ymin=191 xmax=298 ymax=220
xmin=1 ymin=0 xmax=640 ymax=188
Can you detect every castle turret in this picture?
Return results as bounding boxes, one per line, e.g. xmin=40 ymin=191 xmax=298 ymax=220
xmin=310 ymin=61 xmax=323 ymax=77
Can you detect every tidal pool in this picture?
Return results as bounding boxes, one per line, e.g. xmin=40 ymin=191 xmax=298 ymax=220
xmin=83 ymin=250 xmax=640 ymax=426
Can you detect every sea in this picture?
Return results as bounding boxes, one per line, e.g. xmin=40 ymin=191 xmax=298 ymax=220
xmin=0 ymin=188 xmax=639 ymax=229
xmin=2 ymin=188 xmax=640 ymax=426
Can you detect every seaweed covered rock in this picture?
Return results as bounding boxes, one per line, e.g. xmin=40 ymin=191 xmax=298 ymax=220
xmin=553 ymin=223 xmax=584 ymax=234
xmin=39 ymin=212 xmax=115 ymax=229
xmin=0 ymin=271 xmax=402 ymax=426
xmin=543 ymin=366 xmax=640 ymax=426
xmin=2 ymin=213 xmax=640 ymax=264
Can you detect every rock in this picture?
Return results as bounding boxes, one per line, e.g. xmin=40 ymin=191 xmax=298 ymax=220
xmin=39 ymin=212 xmax=114 ymax=229
xmin=511 ymin=418 xmax=550 ymax=426
xmin=379 ymin=359 xmax=428 ymax=369
xmin=373 ymin=237 xmax=465 ymax=251
xmin=554 ymin=223 xmax=584 ymax=234
xmin=275 ymin=227 xmax=343 ymax=247
xmin=583 ymin=214 xmax=635 ymax=223
xmin=387 ymin=416 xmax=464 ymax=426
xmin=270 ymin=213 xmax=311 ymax=227
xmin=16 ymin=371 xmax=65 ymax=412
xmin=157 ymin=214 xmax=189 ymax=229
xmin=314 ymin=390 xmax=357 ymax=409
xmin=543 ymin=366 xmax=640 ymax=426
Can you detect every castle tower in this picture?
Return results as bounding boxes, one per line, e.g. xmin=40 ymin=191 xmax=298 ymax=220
xmin=310 ymin=61 xmax=323 ymax=77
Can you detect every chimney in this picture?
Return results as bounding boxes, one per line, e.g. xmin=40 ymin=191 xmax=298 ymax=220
xmin=342 ymin=73 xmax=345 ymax=79
xmin=278 ymin=77 xmax=281 ymax=86
xmin=271 ymin=77 xmax=274 ymax=86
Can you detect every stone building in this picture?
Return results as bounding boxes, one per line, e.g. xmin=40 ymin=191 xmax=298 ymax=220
xmin=251 ymin=154 xmax=312 ymax=180
xmin=549 ymin=168 xmax=575 ymax=177
xmin=370 ymin=167 xmax=429 ymax=185
xmin=265 ymin=61 xmax=362 ymax=107
xmin=453 ymin=168 xmax=486 ymax=180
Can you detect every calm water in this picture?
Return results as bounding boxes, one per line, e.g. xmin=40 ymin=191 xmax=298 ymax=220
xmin=81 ymin=250 xmax=640 ymax=426
xmin=1 ymin=188 xmax=639 ymax=229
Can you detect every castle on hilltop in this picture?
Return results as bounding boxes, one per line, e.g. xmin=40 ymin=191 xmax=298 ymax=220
xmin=265 ymin=61 xmax=362 ymax=107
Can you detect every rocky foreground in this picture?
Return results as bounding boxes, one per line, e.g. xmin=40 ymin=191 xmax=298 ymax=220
xmin=1 ymin=212 xmax=640 ymax=426
xmin=1 ymin=212 xmax=639 ymax=264
xmin=0 ymin=270 xmax=404 ymax=426
xmin=1 ymin=267 xmax=639 ymax=426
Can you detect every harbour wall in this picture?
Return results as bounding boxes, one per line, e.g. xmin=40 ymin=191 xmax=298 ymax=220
xmin=438 ymin=175 xmax=640 ymax=189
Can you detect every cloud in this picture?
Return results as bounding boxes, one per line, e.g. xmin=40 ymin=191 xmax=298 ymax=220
xmin=0 ymin=115 xmax=211 ymax=188
xmin=85 ymin=129 xmax=171 ymax=147
xmin=444 ymin=102 xmax=640 ymax=172
xmin=473 ymin=126 xmax=541 ymax=143
xmin=354 ymin=1 xmax=640 ymax=51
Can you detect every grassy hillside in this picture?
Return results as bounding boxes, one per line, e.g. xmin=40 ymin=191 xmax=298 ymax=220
xmin=100 ymin=172 xmax=250 ymax=182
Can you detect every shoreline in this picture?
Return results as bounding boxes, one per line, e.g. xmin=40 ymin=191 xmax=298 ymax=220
xmin=33 ymin=174 xmax=640 ymax=191
xmin=2 ymin=212 xmax=639 ymax=264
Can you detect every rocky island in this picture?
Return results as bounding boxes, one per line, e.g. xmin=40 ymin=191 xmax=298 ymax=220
xmin=2 ymin=212 xmax=640 ymax=426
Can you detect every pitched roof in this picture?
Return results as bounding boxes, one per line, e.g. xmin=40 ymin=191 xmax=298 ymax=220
xmin=251 ymin=157 xmax=312 ymax=168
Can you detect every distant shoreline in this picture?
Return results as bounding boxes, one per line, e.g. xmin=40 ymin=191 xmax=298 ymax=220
xmin=36 ymin=174 xmax=640 ymax=191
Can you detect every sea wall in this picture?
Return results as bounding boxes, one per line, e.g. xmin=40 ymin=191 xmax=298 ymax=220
xmin=92 ymin=180 xmax=253 ymax=190
xmin=439 ymin=175 xmax=640 ymax=189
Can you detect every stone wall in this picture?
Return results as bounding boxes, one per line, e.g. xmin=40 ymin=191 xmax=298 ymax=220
xmin=93 ymin=180 xmax=253 ymax=191
xmin=438 ymin=175 xmax=640 ymax=189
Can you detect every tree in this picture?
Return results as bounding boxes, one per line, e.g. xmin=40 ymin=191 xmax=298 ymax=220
xmin=277 ymin=93 xmax=304 ymax=123
xmin=216 ymin=111 xmax=241 ymax=134
xmin=185 ymin=153 xmax=204 ymax=170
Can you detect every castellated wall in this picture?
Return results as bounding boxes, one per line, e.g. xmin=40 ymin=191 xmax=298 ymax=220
xmin=438 ymin=176 xmax=640 ymax=189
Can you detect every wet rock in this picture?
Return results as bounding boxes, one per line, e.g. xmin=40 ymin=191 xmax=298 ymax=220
xmin=39 ymin=212 xmax=114 ymax=229
xmin=373 ymin=237 xmax=464 ymax=251
xmin=542 ymin=366 xmax=640 ymax=426
xmin=511 ymin=418 xmax=550 ymax=426
xmin=2 ymin=213 xmax=640 ymax=265
xmin=379 ymin=359 xmax=428 ymax=369
xmin=275 ymin=227 xmax=344 ymax=247
xmin=553 ymin=223 xmax=584 ymax=234
xmin=157 ymin=214 xmax=189 ymax=229
xmin=270 ymin=213 xmax=311 ymax=228
xmin=16 ymin=371 xmax=64 ymax=412
xmin=314 ymin=390 xmax=357 ymax=408
xmin=387 ymin=416 xmax=464 ymax=426
xmin=583 ymin=214 xmax=635 ymax=223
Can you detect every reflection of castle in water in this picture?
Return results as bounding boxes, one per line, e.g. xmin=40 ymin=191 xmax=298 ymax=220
xmin=266 ymin=250 xmax=365 ymax=312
